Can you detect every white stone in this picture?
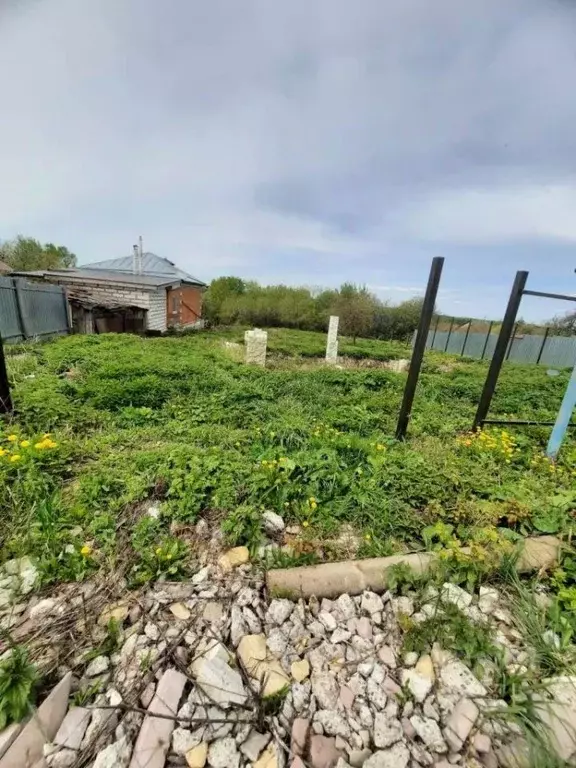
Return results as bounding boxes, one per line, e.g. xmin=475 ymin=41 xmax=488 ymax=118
xmin=336 ymin=594 xmax=357 ymax=619
xmin=439 ymin=660 xmax=487 ymax=698
xmin=367 ymin=676 xmax=388 ymax=710
xmin=326 ymin=316 xmax=340 ymax=363
xmin=194 ymin=657 xmax=248 ymax=706
xmin=85 ymin=655 xmax=110 ymax=677
xmin=267 ymin=628 xmax=288 ymax=656
xmin=263 ymin=511 xmax=285 ymax=536
xmin=318 ymin=611 xmax=338 ymax=631
xmin=363 ymin=742 xmax=410 ymax=768
xmin=478 ymin=586 xmax=500 ymax=614
xmin=409 ymin=715 xmax=447 ymax=753
xmin=93 ymin=736 xmax=132 ymax=768
xmin=3 ymin=556 xmax=38 ymax=595
xmin=173 ymin=727 xmax=204 ymax=755
xmin=266 ymin=599 xmax=293 ymax=626
xmin=240 ymin=730 xmax=271 ymax=761
xmin=312 ymin=673 xmax=340 ymax=710
xmin=245 ymin=329 xmax=268 ymax=367
xmin=400 ymin=669 xmax=433 ymax=703
xmin=392 ymin=597 xmax=414 ymax=617
xmin=444 ymin=698 xmax=479 ymax=752
xmin=331 ymin=628 xmax=352 ymax=644
xmin=192 ymin=566 xmax=210 ymax=584
xmin=441 ymin=583 xmax=473 ymax=610
xmin=373 ymin=713 xmax=403 ymax=748
xmin=208 ymin=737 xmax=240 ymax=768
xmin=315 ymin=710 xmax=351 ymax=738
xmin=361 ymin=592 xmax=384 ymax=615
xmin=30 ymin=598 xmax=58 ymax=620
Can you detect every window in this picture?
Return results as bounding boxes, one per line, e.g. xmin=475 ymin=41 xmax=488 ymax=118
xmin=171 ymin=295 xmax=178 ymax=314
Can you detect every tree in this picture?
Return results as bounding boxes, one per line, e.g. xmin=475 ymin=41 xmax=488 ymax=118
xmin=336 ymin=283 xmax=378 ymax=343
xmin=549 ymin=310 xmax=576 ymax=337
xmin=0 ymin=236 xmax=77 ymax=271
xmin=203 ymin=276 xmax=246 ymax=324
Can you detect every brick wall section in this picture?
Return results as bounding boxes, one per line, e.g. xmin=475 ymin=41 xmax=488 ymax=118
xmin=148 ymin=290 xmax=168 ymax=331
xmin=43 ymin=279 xmax=152 ymax=310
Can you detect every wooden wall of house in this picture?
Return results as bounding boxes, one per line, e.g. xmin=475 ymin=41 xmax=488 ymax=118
xmin=166 ymin=286 xmax=203 ymax=327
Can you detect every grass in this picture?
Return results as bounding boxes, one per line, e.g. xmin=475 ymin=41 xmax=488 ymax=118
xmin=0 ymin=327 xmax=575 ymax=590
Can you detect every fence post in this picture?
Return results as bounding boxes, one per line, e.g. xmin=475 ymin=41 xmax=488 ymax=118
xmin=396 ymin=256 xmax=444 ymax=440
xmin=547 ymin=362 xmax=576 ymax=459
xmin=461 ymin=322 xmax=471 ymax=356
xmin=62 ymin=287 xmax=73 ymax=333
xmin=0 ymin=334 xmax=12 ymax=414
xmin=472 ymin=271 xmax=528 ymax=431
xmin=536 ymin=327 xmax=550 ymax=365
xmin=444 ymin=317 xmax=454 ymax=352
xmin=12 ymin=278 xmax=31 ymax=340
xmin=480 ymin=320 xmax=493 ymax=360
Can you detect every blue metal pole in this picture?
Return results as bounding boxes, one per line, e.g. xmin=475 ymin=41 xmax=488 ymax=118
xmin=547 ymin=362 xmax=576 ymax=459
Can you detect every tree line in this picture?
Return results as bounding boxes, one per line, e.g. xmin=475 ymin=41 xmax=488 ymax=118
xmin=204 ymin=277 xmax=426 ymax=342
xmin=0 ymin=236 xmax=76 ymax=272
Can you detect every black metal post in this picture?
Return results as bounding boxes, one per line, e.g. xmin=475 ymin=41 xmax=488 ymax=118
xmin=461 ymin=321 xmax=471 ymax=357
xmin=396 ymin=256 xmax=444 ymax=440
xmin=430 ymin=316 xmax=440 ymax=349
xmin=506 ymin=322 xmax=518 ymax=361
xmin=481 ymin=321 xmax=493 ymax=360
xmin=0 ymin=335 xmax=12 ymax=415
xmin=472 ymin=270 xmax=528 ymax=431
xmin=444 ymin=317 xmax=454 ymax=352
xmin=536 ymin=327 xmax=550 ymax=365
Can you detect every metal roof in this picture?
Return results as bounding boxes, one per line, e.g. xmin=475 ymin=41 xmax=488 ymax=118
xmin=11 ymin=268 xmax=183 ymax=289
xmin=81 ymin=252 xmax=205 ymax=286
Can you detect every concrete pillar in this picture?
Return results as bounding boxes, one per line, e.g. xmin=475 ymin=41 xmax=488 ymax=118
xmin=245 ymin=328 xmax=268 ymax=366
xmin=325 ymin=316 xmax=339 ymax=363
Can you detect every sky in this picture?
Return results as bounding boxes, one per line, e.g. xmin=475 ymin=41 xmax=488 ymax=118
xmin=1 ymin=0 xmax=576 ymax=321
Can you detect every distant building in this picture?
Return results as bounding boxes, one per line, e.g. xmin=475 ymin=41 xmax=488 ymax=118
xmin=13 ymin=251 xmax=206 ymax=334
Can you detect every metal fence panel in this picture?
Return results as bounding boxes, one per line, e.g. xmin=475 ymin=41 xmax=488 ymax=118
xmin=0 ymin=277 xmax=24 ymax=341
xmin=0 ymin=277 xmax=69 ymax=342
xmin=425 ymin=328 xmax=576 ymax=368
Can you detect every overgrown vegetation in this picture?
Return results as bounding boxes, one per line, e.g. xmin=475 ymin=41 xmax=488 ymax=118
xmin=1 ymin=328 xmax=575 ymax=593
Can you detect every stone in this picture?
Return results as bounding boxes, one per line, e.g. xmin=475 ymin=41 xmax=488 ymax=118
xmin=292 ymin=681 xmax=311 ymax=711
xmin=30 ymin=598 xmax=57 ymax=620
xmin=439 ymin=661 xmax=487 ymax=698
xmin=363 ymin=743 xmax=410 ymax=768
xmin=473 ymin=733 xmax=491 ymax=754
xmin=400 ymin=669 xmax=433 ymax=704
xmin=170 ymin=602 xmax=191 ymax=620
xmin=129 ymin=668 xmax=187 ymax=768
xmin=245 ymin=328 xmax=268 ymax=367
xmin=208 ymin=738 xmax=240 ymax=768
xmin=392 ymin=597 xmax=414 ymax=617
xmin=409 ymin=716 xmax=447 ymax=753
xmin=0 ymin=724 xmax=21 ymax=759
xmin=53 ymin=707 xmax=90 ymax=750
xmin=186 ymin=742 xmax=208 ymax=768
xmin=534 ymin=674 xmax=576 ymax=761
xmin=292 ymin=659 xmax=310 ymax=682
xmin=0 ymin=672 xmax=72 ymax=768
xmin=319 ymin=612 xmax=338 ymax=632
xmin=237 ymin=634 xmax=289 ymax=697
xmin=3 ymin=557 xmax=38 ymax=595
xmin=291 ymin=719 xmax=309 ymax=755
xmin=312 ymin=673 xmax=340 ymax=710
xmin=263 ymin=511 xmax=285 ymax=537
xmin=315 ymin=711 xmax=351 ymax=739
xmin=331 ymin=628 xmax=351 ymax=644
xmin=356 ymin=618 xmax=372 ymax=639
xmin=441 ymin=583 xmax=472 ymax=610
xmin=219 ymin=547 xmax=250 ymax=570
xmin=339 ymin=685 xmax=355 ymax=709
xmin=94 ymin=737 xmax=132 ymax=768
xmin=348 ymin=749 xmax=372 ymax=767
xmin=173 ymin=728 xmax=204 ymax=756
xmin=336 ymin=595 xmax=357 ymax=620
xmin=377 ymin=646 xmax=396 ymax=669
xmin=230 ymin=605 xmax=247 ymax=648
xmin=144 ymin=622 xmax=160 ymax=641
xmin=203 ymin=602 xmax=224 ymax=623
xmin=266 ymin=599 xmax=294 ymax=626
xmin=326 ymin=316 xmax=339 ymax=363
xmin=241 ymin=730 xmax=271 ymax=761
xmin=140 ymin=682 xmax=156 ymax=709
xmin=360 ymin=592 xmax=383 ymax=615
xmin=366 ymin=677 xmax=387 ymax=710
xmin=267 ymin=628 xmax=288 ymax=656
xmin=194 ymin=656 xmax=248 ymax=706
xmin=45 ymin=747 xmax=76 ymax=767
xmin=422 ymin=699 xmax=439 ymax=721
xmin=85 ymin=655 xmax=110 ymax=677
xmin=402 ymin=651 xmax=418 ymax=667
xmin=192 ymin=567 xmax=210 ymax=585
xmin=478 ymin=587 xmax=499 ymax=614
xmin=444 ymin=698 xmax=479 ymax=752
xmin=373 ymin=714 xmax=402 ymax=748
xmin=309 ymin=735 xmax=342 ymax=768
xmin=98 ymin=602 xmax=129 ymax=626
xmin=254 ymin=744 xmax=280 ymax=768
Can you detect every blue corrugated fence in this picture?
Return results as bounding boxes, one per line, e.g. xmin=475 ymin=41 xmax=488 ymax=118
xmin=0 ymin=276 xmax=70 ymax=342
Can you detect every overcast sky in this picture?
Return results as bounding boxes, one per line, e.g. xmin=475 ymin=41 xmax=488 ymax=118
xmin=1 ymin=0 xmax=576 ymax=320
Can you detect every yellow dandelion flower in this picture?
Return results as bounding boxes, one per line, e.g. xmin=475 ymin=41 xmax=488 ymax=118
xmin=34 ymin=441 xmax=46 ymax=450
xmin=10 ymin=454 xmax=21 ymax=462
xmin=80 ymin=545 xmax=92 ymax=556
xmin=6 ymin=434 xmax=17 ymax=442
xmin=155 ymin=547 xmax=163 ymax=555
xmin=302 ymin=521 xmax=310 ymax=528
xmin=310 ymin=501 xmax=317 ymax=510
xmin=0 ymin=448 xmax=6 ymax=456
xmin=365 ymin=534 xmax=371 ymax=541
xmin=20 ymin=440 xmax=30 ymax=448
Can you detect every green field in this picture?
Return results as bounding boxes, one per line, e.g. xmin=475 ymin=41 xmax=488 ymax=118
xmin=2 ymin=328 xmax=575 ymax=589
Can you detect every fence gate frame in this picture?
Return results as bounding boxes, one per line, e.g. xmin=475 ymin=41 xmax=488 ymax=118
xmin=472 ymin=270 xmax=576 ymax=456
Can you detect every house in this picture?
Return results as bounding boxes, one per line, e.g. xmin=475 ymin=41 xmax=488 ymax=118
xmin=12 ymin=251 xmax=206 ymax=334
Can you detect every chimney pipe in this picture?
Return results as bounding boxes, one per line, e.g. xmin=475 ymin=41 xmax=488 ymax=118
xmin=138 ymin=235 xmax=143 ymax=275
xmin=132 ymin=244 xmax=138 ymax=274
